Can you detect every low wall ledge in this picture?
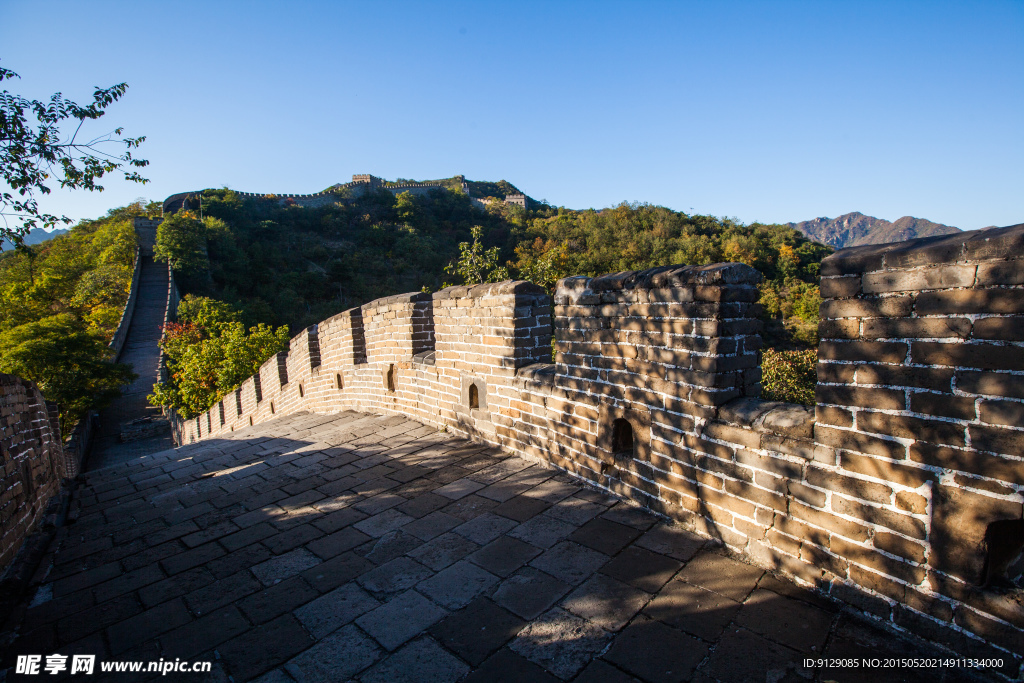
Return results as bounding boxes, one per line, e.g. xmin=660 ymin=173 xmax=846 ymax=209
xmin=322 ymin=308 xmax=362 ymax=326
xmin=364 ymin=292 xmax=432 ymax=307
xmin=582 ymin=262 xmax=764 ymax=292
xmin=433 ymin=280 xmax=546 ymax=300
xmin=821 ymin=222 xmax=1024 ymax=276
xmin=717 ymin=397 xmax=815 ymax=439
xmin=516 ymin=362 xmax=556 ymax=385
xmin=413 ymin=350 xmax=436 ymax=366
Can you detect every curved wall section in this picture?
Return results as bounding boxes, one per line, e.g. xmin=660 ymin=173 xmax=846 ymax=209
xmin=172 ymin=229 xmax=1024 ymax=663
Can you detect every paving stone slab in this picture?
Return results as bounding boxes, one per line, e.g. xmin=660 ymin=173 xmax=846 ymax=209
xmin=217 ymin=613 xmax=314 ymax=681
xmin=403 ymin=510 xmax=463 ymax=540
xmin=700 ymin=626 xmax=808 ymax=683
xmin=492 ymin=495 xmax=551 ymax=522
xmin=238 ymin=576 xmax=320 ymax=624
xmin=435 ymin=478 xmax=487 ymax=500
xmin=358 ymin=529 xmax=424 ymax=565
xmin=735 ymin=587 xmax=835 ymax=654
xmin=441 ymin=494 xmax=499 ymax=521
xmin=491 ymin=567 xmax=571 ymax=621
xmin=159 ymin=604 xmax=250 ymax=659
xmin=429 ymin=597 xmax=527 ymax=665
xmin=463 ymin=647 xmax=561 ymax=683
xmin=562 ymin=574 xmax=651 ymax=632
xmin=599 ymin=503 xmax=657 ymax=530
xmin=675 ymin=550 xmax=765 ymax=602
xmin=509 ymin=607 xmax=610 ymax=680
xmin=575 ymin=660 xmax=644 ymax=683
xmin=355 ymin=589 xmax=449 ymax=651
xmin=416 ymin=559 xmax=499 ymax=609
xmin=569 ymin=518 xmax=644 ymax=556
xmin=600 ymin=546 xmax=682 ymax=593
xmin=293 ymin=582 xmax=380 ymax=638
xmin=396 ymin=492 xmax=451 ymax=519
xmin=407 ymin=532 xmax=480 ymax=571
xmin=633 ymin=523 xmax=707 ymax=562
xmin=603 ymin=617 xmax=709 ymax=683
xmin=644 ymin=577 xmax=742 ymax=642
xmin=353 ymin=508 xmax=415 ymax=537
xmin=357 ymin=556 xmax=434 ymax=595
xmin=283 ymin=623 xmax=381 ymax=682
xmin=530 ymin=541 xmax=609 ymax=586
xmin=508 ymin=515 xmax=576 ymax=549
xmin=468 ymin=536 xmax=543 ymax=578
xmin=360 ymin=636 xmax=470 ymax=683
xmin=184 ymin=569 xmax=263 ymax=615
xmin=252 ymin=548 xmax=322 ymax=586
xmin=453 ymin=513 xmax=519 ymax=545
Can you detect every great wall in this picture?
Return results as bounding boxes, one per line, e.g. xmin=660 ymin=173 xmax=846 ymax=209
xmin=161 ymin=174 xmax=528 ymax=215
xmin=1 ymin=184 xmax=1022 ymax=672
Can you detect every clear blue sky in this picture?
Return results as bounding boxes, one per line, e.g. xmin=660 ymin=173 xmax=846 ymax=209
xmin=2 ymin=0 xmax=1021 ymax=230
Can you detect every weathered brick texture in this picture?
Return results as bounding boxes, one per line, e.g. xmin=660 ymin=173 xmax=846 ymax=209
xmin=0 ymin=374 xmax=65 ymax=572
xmin=173 ymin=225 xmax=1024 ymax=664
xmin=817 ymin=223 xmax=1024 ymax=658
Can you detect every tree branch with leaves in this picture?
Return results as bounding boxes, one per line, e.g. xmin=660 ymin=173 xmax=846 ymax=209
xmin=0 ymin=63 xmax=148 ymax=250
xmin=443 ymin=225 xmax=510 ymax=287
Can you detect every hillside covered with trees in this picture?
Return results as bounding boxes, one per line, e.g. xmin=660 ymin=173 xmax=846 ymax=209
xmin=148 ymin=185 xmax=829 ymax=417
xmin=0 ymin=202 xmax=155 ymax=431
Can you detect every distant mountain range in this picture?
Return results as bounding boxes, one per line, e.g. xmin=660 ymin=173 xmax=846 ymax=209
xmin=0 ymin=227 xmax=70 ymax=252
xmin=787 ymin=212 xmax=963 ymax=249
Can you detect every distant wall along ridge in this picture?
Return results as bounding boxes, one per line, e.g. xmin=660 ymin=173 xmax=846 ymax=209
xmin=162 ymin=174 xmax=527 ymax=215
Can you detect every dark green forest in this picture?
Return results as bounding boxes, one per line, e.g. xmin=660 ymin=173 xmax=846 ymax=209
xmin=148 ymin=185 xmax=829 ymax=415
xmin=161 ymin=187 xmax=830 ymax=341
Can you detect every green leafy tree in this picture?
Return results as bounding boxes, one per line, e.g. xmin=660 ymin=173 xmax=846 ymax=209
xmin=154 ymin=210 xmax=209 ymax=281
xmin=444 ymin=225 xmax=509 ymax=286
xmin=0 ymin=314 xmax=136 ymax=432
xmin=0 ymin=64 xmax=147 ymax=249
xmin=149 ymin=295 xmax=289 ymax=417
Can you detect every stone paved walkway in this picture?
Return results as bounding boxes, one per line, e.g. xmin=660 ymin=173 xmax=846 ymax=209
xmin=2 ymin=412 xmax=999 ymax=682
xmin=88 ymin=254 xmax=173 ymax=471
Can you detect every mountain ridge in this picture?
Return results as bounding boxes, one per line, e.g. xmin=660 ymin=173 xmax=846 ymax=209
xmin=787 ymin=212 xmax=961 ymax=249
xmin=0 ymin=227 xmax=70 ymax=251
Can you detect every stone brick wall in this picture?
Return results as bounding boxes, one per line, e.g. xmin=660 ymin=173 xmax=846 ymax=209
xmin=133 ymin=217 xmax=161 ymax=255
xmin=172 ymin=223 xmax=1024 ymax=663
xmin=108 ymin=247 xmax=142 ymax=361
xmin=0 ymin=374 xmax=64 ymax=573
xmin=815 ymin=224 xmax=1024 ymax=657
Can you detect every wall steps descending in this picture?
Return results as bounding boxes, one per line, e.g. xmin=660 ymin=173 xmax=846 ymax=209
xmin=86 ymin=252 xmax=174 ymax=470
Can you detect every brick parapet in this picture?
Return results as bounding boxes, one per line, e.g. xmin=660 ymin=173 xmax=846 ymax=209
xmin=816 ymin=222 xmax=1024 ymax=658
xmin=171 ymin=230 xmax=1024 ymax=662
xmin=108 ymin=247 xmax=142 ymax=361
xmin=553 ymin=263 xmax=764 ymax=414
xmin=0 ymin=374 xmax=64 ymax=573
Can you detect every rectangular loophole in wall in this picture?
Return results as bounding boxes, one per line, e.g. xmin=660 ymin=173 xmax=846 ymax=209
xmin=597 ymin=403 xmax=651 ymax=470
xmin=460 ymin=375 xmax=488 ymax=414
